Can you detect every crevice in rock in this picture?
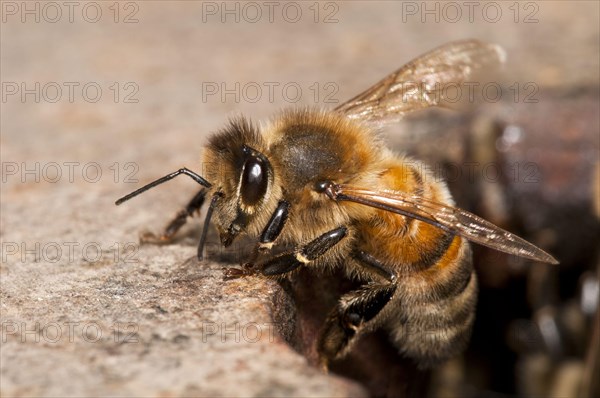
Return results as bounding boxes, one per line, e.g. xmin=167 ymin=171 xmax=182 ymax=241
xmin=270 ymin=267 xmax=431 ymax=398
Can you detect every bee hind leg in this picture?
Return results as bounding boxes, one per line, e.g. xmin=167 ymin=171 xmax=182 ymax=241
xmin=140 ymin=189 xmax=207 ymax=244
xmin=317 ymin=251 xmax=397 ymax=369
xmin=352 ymin=249 xmax=397 ymax=283
xmin=318 ymin=282 xmax=397 ymax=369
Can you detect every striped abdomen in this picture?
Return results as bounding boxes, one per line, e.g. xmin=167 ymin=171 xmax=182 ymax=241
xmin=358 ymin=157 xmax=477 ymax=366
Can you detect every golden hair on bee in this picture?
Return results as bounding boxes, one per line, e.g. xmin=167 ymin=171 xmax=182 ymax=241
xmin=116 ymin=40 xmax=557 ymax=369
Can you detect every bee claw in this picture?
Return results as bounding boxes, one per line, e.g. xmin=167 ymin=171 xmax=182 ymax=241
xmin=139 ymin=229 xmax=175 ymax=245
xmin=222 ymin=263 xmax=257 ymax=280
xmin=222 ymin=267 xmax=243 ymax=280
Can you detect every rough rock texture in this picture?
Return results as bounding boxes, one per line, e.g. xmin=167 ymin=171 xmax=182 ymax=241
xmin=1 ymin=2 xmax=598 ymax=397
xmin=0 ymin=186 xmax=366 ymax=396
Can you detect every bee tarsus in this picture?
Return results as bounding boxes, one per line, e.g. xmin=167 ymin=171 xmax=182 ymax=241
xmin=222 ymin=263 xmax=256 ymax=280
xmin=259 ymin=226 xmax=348 ymax=276
xmin=319 ymin=281 xmax=397 ymax=365
xmin=140 ymin=189 xmax=208 ymax=245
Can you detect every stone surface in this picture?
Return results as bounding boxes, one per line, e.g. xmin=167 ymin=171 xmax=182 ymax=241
xmin=1 ymin=2 xmax=598 ymax=397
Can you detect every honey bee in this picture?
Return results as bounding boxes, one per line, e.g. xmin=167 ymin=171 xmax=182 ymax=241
xmin=116 ymin=40 xmax=558 ymax=368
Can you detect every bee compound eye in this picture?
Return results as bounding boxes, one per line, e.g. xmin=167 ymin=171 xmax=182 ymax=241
xmin=241 ymin=155 xmax=268 ymax=206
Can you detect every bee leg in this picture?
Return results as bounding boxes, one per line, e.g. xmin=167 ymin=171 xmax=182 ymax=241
xmin=140 ymin=189 xmax=207 ymax=244
xmin=352 ymin=249 xmax=397 ymax=283
xmin=252 ymin=200 xmax=291 ymax=260
xmin=318 ymin=250 xmax=397 ymax=368
xmin=318 ymin=282 xmax=397 ymax=369
xmin=254 ymin=226 xmax=348 ymax=277
xmin=223 ymin=200 xmax=290 ymax=279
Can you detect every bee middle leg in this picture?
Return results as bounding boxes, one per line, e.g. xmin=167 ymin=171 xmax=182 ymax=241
xmin=140 ymin=189 xmax=207 ymax=244
xmin=317 ymin=251 xmax=397 ymax=368
xmin=261 ymin=226 xmax=348 ymax=276
xmin=224 ymin=226 xmax=348 ymax=279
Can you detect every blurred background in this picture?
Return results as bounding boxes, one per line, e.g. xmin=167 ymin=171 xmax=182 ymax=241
xmin=2 ymin=1 xmax=598 ymax=397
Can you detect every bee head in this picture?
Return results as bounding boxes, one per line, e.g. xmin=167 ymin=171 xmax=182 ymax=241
xmin=203 ymin=117 xmax=276 ymax=246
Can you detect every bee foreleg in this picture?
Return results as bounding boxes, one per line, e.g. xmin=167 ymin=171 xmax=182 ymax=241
xmin=257 ymin=226 xmax=348 ymax=276
xmin=318 ymin=281 xmax=397 ymax=368
xmin=259 ymin=200 xmax=291 ymax=247
xmin=245 ymin=200 xmax=291 ymax=265
xmin=140 ymin=189 xmax=207 ymax=244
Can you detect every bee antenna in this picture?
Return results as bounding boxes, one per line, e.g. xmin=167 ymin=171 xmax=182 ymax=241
xmin=115 ymin=168 xmax=212 ymax=205
xmin=197 ymin=192 xmax=222 ymax=261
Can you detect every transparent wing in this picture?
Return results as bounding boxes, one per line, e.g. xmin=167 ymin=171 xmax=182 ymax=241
xmin=334 ymin=40 xmax=506 ymax=126
xmin=327 ymin=184 xmax=558 ymax=264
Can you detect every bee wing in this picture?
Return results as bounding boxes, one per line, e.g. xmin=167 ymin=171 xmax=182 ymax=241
xmin=334 ymin=40 xmax=506 ymax=126
xmin=330 ymin=184 xmax=558 ymax=264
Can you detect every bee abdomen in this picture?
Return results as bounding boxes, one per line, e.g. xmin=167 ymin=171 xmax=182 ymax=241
xmin=389 ymin=242 xmax=477 ymax=367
